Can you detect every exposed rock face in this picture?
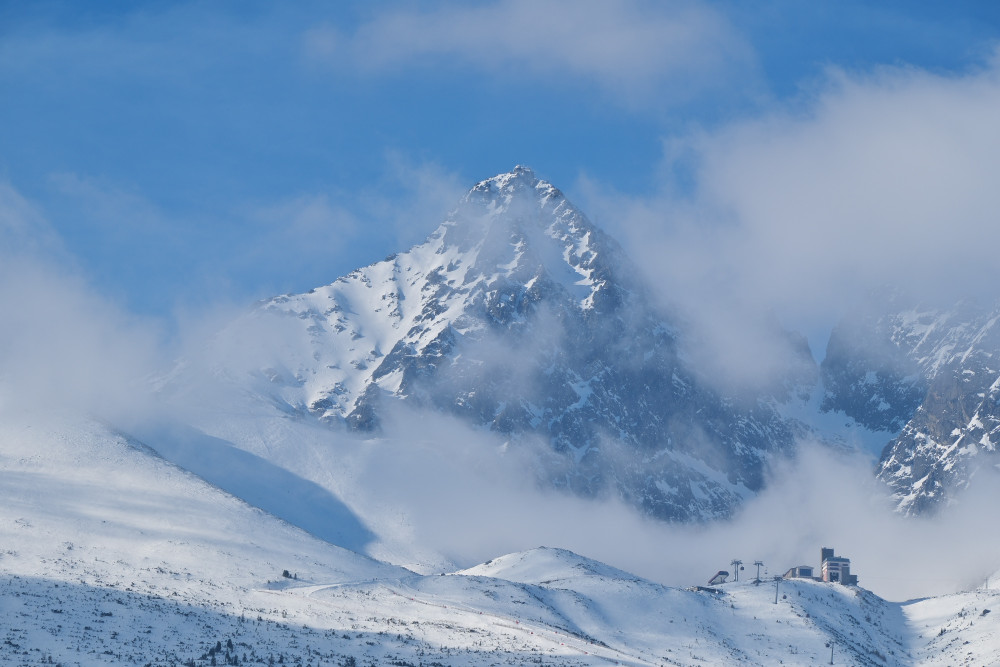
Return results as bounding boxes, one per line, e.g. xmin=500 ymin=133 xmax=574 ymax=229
xmin=217 ymin=167 xmax=811 ymax=522
xmin=823 ymin=295 xmax=1000 ymax=514
xmin=821 ymin=314 xmax=925 ymax=433
xmin=199 ymin=168 xmax=1000 ymax=521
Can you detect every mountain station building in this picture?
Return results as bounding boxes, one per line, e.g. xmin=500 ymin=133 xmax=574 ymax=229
xmin=783 ymin=547 xmax=858 ymax=586
xmin=782 ymin=565 xmax=815 ymax=579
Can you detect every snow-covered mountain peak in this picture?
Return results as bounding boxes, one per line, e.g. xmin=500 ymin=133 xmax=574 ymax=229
xmin=445 ymin=165 xmax=561 ymax=228
xmin=190 ymin=168 xmax=808 ymax=523
xmin=461 ymin=165 xmax=567 ymax=223
xmin=429 ymin=165 xmax=618 ymax=312
xmin=468 ymin=164 xmax=553 ymax=200
xmin=197 ymin=169 xmax=615 ymax=426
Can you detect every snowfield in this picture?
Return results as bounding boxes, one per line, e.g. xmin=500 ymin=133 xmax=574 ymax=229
xmin=3 ymin=413 xmax=999 ymax=665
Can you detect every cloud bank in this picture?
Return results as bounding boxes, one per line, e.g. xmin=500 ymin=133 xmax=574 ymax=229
xmin=306 ymin=406 xmax=1000 ymax=603
xmin=588 ymin=51 xmax=1000 ymax=356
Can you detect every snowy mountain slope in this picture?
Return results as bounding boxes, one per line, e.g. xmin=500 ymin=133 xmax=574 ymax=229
xmin=181 ymin=166 xmax=814 ymax=523
xmin=223 ymin=549 xmax=947 ymax=667
xmin=0 ymin=413 xmax=450 ymax=665
xmin=459 ymin=547 xmax=914 ymax=666
xmin=822 ymin=294 xmax=1000 ymax=513
xmin=0 ymin=413 xmax=662 ymax=664
xmin=903 ymin=583 xmax=1000 ymax=666
xmin=4 ymin=413 xmax=999 ymax=665
xmin=118 ymin=419 xmax=376 ymax=554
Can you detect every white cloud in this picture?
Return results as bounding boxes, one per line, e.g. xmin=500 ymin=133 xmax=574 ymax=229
xmin=583 ymin=51 xmax=1000 ymax=362
xmin=366 ymin=153 xmax=467 ymax=249
xmin=303 ymin=0 xmax=756 ymax=106
xmin=308 ymin=405 xmax=1000 ymax=602
xmin=0 ymin=180 xmax=162 ymax=421
xmin=239 ymin=155 xmax=465 ymax=290
xmin=695 ymin=60 xmax=1000 ymax=306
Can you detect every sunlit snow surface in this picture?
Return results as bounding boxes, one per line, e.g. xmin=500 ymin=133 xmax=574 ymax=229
xmin=204 ymin=167 xmax=613 ymax=428
xmin=3 ymin=414 xmax=1000 ymax=664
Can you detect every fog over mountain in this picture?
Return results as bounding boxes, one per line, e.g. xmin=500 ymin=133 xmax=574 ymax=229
xmin=171 ymin=166 xmax=826 ymax=525
xmin=145 ymin=167 xmax=1000 ymax=598
xmin=820 ymin=291 xmax=1000 ymax=515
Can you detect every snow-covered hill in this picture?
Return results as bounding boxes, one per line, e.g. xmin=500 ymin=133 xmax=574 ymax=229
xmin=5 ymin=411 xmax=1000 ymax=664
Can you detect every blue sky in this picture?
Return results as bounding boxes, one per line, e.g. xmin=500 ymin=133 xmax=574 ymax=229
xmin=3 ymin=0 xmax=1000 ymax=348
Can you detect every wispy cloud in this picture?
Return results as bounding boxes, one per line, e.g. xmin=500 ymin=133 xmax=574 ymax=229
xmin=363 ymin=154 xmax=467 ymax=250
xmin=41 ymin=154 xmax=462 ymax=318
xmin=303 ymin=0 xmax=757 ymax=107
xmin=0 ymin=182 xmax=65 ymax=259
